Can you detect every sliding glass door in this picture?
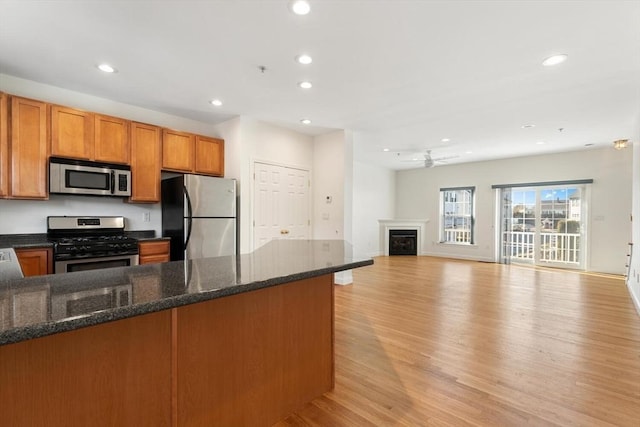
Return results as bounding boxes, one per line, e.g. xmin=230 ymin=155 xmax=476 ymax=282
xmin=499 ymin=184 xmax=586 ymax=269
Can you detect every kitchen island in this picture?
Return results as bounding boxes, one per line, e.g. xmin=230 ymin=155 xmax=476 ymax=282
xmin=0 ymin=240 xmax=372 ymax=427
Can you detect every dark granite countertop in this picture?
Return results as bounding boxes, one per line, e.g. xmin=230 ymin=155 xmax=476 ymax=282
xmin=0 ymin=230 xmax=160 ymax=248
xmin=0 ymin=240 xmax=372 ymax=346
xmin=0 ymin=233 xmax=53 ymax=249
xmin=136 ymin=236 xmax=171 ymax=242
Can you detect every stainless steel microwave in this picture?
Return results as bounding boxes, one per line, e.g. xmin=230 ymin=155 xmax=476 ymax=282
xmin=49 ymin=157 xmax=132 ymax=197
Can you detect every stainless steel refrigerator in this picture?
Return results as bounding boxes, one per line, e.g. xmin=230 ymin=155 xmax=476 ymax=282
xmin=161 ymin=174 xmax=237 ymax=261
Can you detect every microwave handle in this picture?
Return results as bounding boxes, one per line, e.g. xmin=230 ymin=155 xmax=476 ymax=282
xmin=110 ymin=171 xmax=115 ymax=194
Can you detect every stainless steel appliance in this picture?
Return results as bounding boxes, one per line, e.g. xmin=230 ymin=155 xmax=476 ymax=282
xmin=49 ymin=156 xmax=132 ymax=197
xmin=161 ymin=175 xmax=237 ymax=261
xmin=47 ymin=216 xmax=139 ymax=274
xmin=0 ymin=248 xmax=24 ymax=280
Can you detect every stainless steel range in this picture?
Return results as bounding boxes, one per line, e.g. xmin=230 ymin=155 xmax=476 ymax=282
xmin=47 ymin=216 xmax=139 ymax=274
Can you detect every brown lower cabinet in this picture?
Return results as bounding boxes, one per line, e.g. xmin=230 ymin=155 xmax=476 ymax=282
xmin=14 ymin=247 xmax=53 ymax=277
xmin=0 ymin=274 xmax=334 ymax=427
xmin=138 ymin=240 xmax=170 ymax=264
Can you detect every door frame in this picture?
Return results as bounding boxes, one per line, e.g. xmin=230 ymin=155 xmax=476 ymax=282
xmin=250 ymin=159 xmax=312 ymax=252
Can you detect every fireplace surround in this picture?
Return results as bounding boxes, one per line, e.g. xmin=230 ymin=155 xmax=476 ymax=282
xmin=378 ymin=219 xmax=429 ymax=256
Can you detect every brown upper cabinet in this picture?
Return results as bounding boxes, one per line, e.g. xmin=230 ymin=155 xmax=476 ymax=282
xmin=0 ymin=93 xmax=8 ymax=197
xmin=94 ymin=114 xmax=130 ymax=164
xmin=162 ymin=130 xmax=224 ymax=176
xmin=195 ymin=135 xmax=224 ymax=176
xmin=162 ymin=129 xmax=194 ymax=173
xmin=130 ymin=122 xmax=161 ymax=203
xmin=51 ymin=105 xmax=94 ymax=160
xmin=4 ymin=96 xmax=49 ymax=199
xmin=51 ymin=107 xmax=130 ymax=165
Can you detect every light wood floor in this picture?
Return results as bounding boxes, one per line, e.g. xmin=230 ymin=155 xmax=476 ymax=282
xmin=276 ymin=256 xmax=640 ymax=426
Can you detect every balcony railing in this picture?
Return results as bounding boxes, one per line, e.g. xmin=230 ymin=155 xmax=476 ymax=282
xmin=503 ymin=231 xmax=580 ymax=265
xmin=443 ymin=229 xmax=472 ymax=244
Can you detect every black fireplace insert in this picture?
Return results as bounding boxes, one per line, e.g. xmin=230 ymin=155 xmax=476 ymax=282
xmin=389 ymin=229 xmax=417 ymax=256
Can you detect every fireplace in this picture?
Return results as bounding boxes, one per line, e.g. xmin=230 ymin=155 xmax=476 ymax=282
xmin=389 ymin=229 xmax=418 ymax=256
xmin=378 ymin=219 xmax=428 ymax=256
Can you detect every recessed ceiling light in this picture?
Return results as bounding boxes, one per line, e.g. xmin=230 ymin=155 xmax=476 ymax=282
xmin=290 ymin=0 xmax=311 ymax=15
xmin=97 ymin=63 xmax=116 ymax=73
xmin=441 ymin=138 xmax=450 ymax=143
xmin=536 ymin=141 xmax=545 ymax=145
xmin=300 ymin=118 xmax=312 ymax=125
xmin=383 ymin=148 xmax=390 ymax=152
xmin=542 ymin=54 xmax=568 ymax=67
xmin=295 ymin=54 xmax=313 ymax=65
xmin=298 ymin=81 xmax=313 ymax=89
xmin=210 ymin=99 xmax=223 ymax=107
xmin=521 ymin=124 xmax=535 ymax=129
xmin=465 ymin=151 xmax=473 ymax=154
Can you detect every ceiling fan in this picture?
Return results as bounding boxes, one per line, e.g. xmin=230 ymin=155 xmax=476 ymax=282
xmin=400 ymin=150 xmax=457 ymax=168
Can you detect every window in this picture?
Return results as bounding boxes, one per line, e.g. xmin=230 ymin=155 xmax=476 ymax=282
xmin=440 ymin=187 xmax=474 ymax=244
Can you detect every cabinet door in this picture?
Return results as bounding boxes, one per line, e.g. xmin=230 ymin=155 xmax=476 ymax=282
xmin=130 ymin=122 xmax=161 ymax=203
xmin=95 ymin=114 xmax=130 ymax=164
xmin=51 ymin=105 xmax=94 ymax=160
xmin=0 ymin=93 xmax=8 ymax=197
xmin=15 ymin=248 xmax=52 ymax=277
xmin=195 ymin=136 xmax=224 ymax=176
xmin=162 ymin=129 xmax=194 ymax=172
xmin=138 ymin=240 xmax=170 ymax=264
xmin=10 ymin=96 xmax=49 ymax=199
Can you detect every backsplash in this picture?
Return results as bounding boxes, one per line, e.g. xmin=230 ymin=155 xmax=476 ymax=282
xmin=0 ymin=195 xmax=161 ymax=235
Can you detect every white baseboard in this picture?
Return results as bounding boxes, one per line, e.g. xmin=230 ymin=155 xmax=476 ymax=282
xmin=627 ymin=280 xmax=640 ymax=317
xmin=418 ymin=251 xmax=495 ymax=263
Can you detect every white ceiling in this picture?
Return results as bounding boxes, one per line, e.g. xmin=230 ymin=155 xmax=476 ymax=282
xmin=1 ymin=1 xmax=638 ymax=170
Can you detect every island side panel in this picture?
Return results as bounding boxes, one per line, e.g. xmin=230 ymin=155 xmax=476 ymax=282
xmin=0 ymin=310 xmax=173 ymax=427
xmin=176 ymin=274 xmax=334 ymax=427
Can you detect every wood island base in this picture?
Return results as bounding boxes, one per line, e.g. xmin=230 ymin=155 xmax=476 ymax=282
xmin=0 ymin=274 xmax=334 ymax=427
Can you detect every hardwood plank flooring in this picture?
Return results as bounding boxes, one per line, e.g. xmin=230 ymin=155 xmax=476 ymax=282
xmin=275 ymin=256 xmax=640 ymax=426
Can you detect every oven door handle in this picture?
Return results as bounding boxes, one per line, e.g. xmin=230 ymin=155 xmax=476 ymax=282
xmin=110 ymin=170 xmax=115 ymax=194
xmin=184 ymin=185 xmax=193 ymax=250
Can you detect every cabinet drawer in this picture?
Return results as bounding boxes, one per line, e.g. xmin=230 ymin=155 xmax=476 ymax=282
xmin=138 ymin=240 xmax=170 ymax=257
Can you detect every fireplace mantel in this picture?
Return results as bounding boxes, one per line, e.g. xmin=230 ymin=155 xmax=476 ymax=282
xmin=378 ymin=219 xmax=429 ymax=256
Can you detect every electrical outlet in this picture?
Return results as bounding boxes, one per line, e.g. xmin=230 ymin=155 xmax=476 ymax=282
xmin=142 ymin=212 xmax=150 ymax=222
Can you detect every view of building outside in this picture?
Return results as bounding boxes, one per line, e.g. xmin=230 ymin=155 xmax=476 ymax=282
xmin=504 ymin=186 xmax=582 ymax=266
xmin=508 ymin=188 xmax=581 ymax=232
xmin=441 ymin=188 xmax=474 ymax=244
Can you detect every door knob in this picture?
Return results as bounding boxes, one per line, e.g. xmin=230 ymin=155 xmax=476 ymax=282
xmin=280 ymin=229 xmax=289 ymax=235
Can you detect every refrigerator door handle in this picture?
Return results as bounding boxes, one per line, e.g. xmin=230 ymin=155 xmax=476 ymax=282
xmin=184 ymin=185 xmax=193 ymax=250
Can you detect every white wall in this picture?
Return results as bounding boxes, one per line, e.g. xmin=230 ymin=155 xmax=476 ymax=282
xmin=629 ymin=137 xmax=640 ymax=314
xmin=353 ymin=161 xmax=395 ymax=258
xmin=313 ymin=131 xmax=347 ymax=240
xmin=0 ymin=75 xmax=225 ymax=236
xmin=396 ymin=147 xmax=632 ymax=274
xmin=0 ymin=195 xmax=159 ymax=234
